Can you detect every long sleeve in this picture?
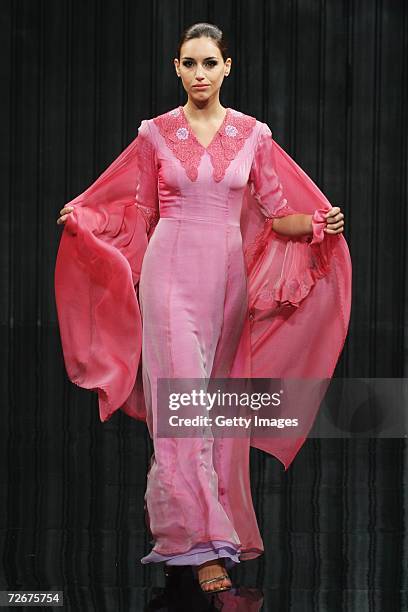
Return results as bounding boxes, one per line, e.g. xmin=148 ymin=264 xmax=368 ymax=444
xmin=248 ymin=122 xmax=298 ymax=219
xmin=54 ymin=119 xmax=159 ymax=422
xmin=243 ymin=122 xmax=342 ymax=309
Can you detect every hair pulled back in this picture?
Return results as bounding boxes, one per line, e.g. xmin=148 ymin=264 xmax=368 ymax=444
xmin=177 ymin=22 xmax=229 ymax=62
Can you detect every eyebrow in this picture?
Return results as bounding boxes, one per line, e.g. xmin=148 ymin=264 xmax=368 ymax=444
xmin=181 ymin=56 xmax=218 ymax=60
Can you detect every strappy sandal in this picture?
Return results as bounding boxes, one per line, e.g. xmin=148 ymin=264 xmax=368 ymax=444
xmin=198 ymin=572 xmax=232 ymax=594
xmin=196 ymin=561 xmax=232 ymax=594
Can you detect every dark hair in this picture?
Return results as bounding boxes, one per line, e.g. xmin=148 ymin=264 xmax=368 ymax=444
xmin=177 ymin=22 xmax=229 ymax=62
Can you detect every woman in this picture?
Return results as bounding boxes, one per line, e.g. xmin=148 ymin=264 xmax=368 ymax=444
xmin=55 ymin=23 xmax=351 ymax=594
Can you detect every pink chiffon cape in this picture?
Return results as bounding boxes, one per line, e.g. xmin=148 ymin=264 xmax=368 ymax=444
xmin=54 ymin=116 xmax=352 ymax=471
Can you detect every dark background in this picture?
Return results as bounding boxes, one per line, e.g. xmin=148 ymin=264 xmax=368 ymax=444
xmin=0 ymin=0 xmax=407 ymax=610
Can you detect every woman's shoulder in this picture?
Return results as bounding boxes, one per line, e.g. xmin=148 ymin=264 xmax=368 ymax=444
xmin=149 ymin=106 xmax=181 ymax=122
xmin=227 ymin=108 xmax=268 ymax=138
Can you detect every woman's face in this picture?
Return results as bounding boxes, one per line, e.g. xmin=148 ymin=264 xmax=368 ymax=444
xmin=174 ymin=37 xmax=231 ymax=104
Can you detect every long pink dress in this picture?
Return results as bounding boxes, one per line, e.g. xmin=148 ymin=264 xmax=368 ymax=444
xmin=54 ymin=105 xmax=352 ymax=568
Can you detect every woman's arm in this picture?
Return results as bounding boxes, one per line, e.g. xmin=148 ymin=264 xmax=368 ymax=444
xmin=249 ymin=122 xmax=345 ymax=239
xmin=271 ymin=213 xmax=313 ymax=237
xmin=272 ymin=206 xmax=344 ymax=238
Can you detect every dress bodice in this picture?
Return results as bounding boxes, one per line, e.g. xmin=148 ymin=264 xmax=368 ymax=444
xmin=147 ymin=106 xmax=261 ymax=227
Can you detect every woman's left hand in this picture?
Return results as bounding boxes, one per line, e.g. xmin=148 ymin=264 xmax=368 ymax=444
xmin=324 ymin=206 xmax=344 ymax=234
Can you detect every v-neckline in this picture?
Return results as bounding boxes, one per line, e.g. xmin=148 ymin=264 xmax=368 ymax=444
xmin=179 ymin=105 xmax=230 ymax=150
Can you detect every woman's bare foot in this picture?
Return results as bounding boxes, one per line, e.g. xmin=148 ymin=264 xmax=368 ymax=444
xmin=196 ymin=559 xmax=232 ymax=592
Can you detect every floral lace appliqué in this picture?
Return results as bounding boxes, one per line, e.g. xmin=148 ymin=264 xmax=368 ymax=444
xmin=153 ymin=107 xmax=257 ymax=182
xmin=135 ymin=204 xmax=160 ymax=234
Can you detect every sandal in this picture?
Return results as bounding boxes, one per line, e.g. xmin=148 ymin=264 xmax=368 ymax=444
xmin=196 ymin=560 xmax=232 ymax=594
xmin=198 ymin=573 xmax=232 ymax=594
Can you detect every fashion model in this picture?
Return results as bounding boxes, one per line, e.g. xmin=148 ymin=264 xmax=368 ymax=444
xmin=55 ymin=22 xmax=351 ymax=595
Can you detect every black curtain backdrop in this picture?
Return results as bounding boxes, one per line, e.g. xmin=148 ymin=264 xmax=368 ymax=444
xmin=1 ymin=1 xmax=407 ymax=610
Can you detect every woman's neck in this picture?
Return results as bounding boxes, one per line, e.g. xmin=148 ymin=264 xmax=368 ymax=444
xmin=183 ymin=97 xmax=226 ymax=122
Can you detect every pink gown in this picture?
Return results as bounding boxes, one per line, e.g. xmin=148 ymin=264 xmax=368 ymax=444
xmin=54 ymin=105 xmax=352 ymax=568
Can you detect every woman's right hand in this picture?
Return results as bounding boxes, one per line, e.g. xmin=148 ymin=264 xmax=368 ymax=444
xmin=56 ymin=206 xmax=74 ymax=226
